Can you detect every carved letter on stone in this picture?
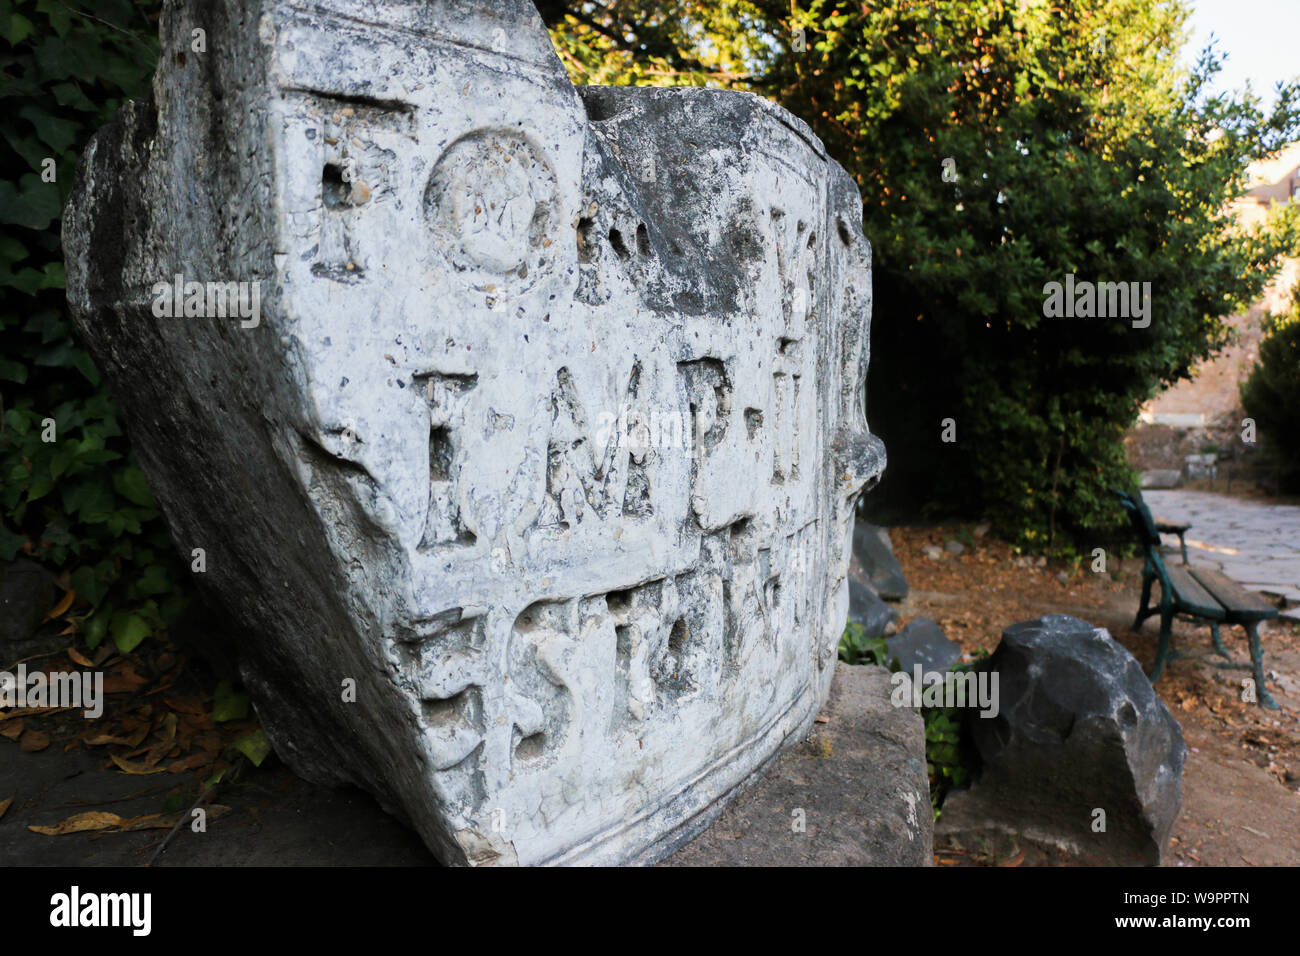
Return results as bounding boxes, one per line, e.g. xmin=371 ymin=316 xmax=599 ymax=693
xmin=64 ymin=0 xmax=885 ymax=865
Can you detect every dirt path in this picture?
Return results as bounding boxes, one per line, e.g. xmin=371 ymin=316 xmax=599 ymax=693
xmin=889 ymin=524 xmax=1300 ymax=867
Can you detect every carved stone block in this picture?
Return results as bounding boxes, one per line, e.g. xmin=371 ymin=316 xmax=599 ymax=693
xmin=64 ymin=0 xmax=884 ymax=865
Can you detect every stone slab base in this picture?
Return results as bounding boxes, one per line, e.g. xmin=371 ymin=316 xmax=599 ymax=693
xmin=660 ymin=663 xmax=931 ymax=866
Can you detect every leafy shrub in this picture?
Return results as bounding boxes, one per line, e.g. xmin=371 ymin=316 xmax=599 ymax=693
xmin=1241 ymin=284 xmax=1300 ymax=490
xmin=0 ymin=1 xmax=182 ymax=651
xmin=837 ymin=619 xmax=896 ymax=669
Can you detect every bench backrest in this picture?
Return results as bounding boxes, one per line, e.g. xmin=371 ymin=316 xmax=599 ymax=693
xmin=1116 ymin=489 xmax=1161 ymax=551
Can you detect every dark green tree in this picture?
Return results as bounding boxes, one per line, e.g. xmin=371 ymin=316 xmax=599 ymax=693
xmin=1241 ymin=284 xmax=1300 ymax=490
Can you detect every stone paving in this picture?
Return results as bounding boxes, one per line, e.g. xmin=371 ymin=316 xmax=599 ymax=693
xmin=1144 ymin=490 xmax=1300 ymax=619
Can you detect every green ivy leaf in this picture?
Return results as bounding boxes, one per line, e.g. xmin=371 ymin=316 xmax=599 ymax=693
xmin=232 ymin=729 xmax=272 ymax=767
xmin=136 ymin=563 xmax=171 ymax=596
xmin=109 ymin=610 xmax=150 ymax=653
xmin=83 ymin=609 xmax=110 ymax=650
xmin=0 ymin=524 xmax=26 ymax=561
xmin=0 ymin=357 xmax=27 ymax=382
xmin=212 ymin=681 xmax=251 ymax=723
xmin=112 ymin=466 xmax=154 ymax=507
xmin=5 ymin=12 xmax=34 ymax=44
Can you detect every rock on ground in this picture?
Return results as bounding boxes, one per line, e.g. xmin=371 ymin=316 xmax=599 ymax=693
xmin=848 ymin=578 xmax=898 ymax=639
xmin=886 ymin=616 xmax=961 ymax=673
xmin=0 ymin=559 xmax=56 ymax=650
xmin=852 ymin=520 xmax=909 ymax=600
xmin=937 ymin=614 xmax=1186 ymax=865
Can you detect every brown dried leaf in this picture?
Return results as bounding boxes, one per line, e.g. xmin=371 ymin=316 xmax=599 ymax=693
xmin=28 ymin=811 xmax=124 ymax=835
xmin=103 ymin=665 xmax=148 ymax=694
xmin=0 ymin=706 xmax=75 ymax=721
xmin=167 ymin=752 xmax=212 ymax=774
xmin=163 ymin=696 xmax=206 ymax=716
xmin=0 ymin=796 xmax=11 ymax=821
xmin=67 ymin=648 xmax=95 ymax=668
xmin=114 ymin=805 xmax=232 ymax=832
xmin=42 ymin=588 xmax=75 ymax=622
xmin=19 ymin=729 xmax=50 ymax=753
xmin=1 ymin=720 xmax=24 ymax=740
xmin=108 ymin=754 xmax=166 ymax=775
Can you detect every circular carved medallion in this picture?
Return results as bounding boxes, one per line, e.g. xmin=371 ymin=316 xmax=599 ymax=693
xmin=424 ymin=131 xmax=559 ymax=290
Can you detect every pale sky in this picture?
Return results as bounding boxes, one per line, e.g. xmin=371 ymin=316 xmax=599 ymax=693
xmin=1184 ymin=0 xmax=1300 ymax=110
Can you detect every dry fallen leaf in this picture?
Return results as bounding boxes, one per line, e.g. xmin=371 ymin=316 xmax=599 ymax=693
xmin=0 ymin=797 xmax=12 ymax=821
xmin=108 ymin=754 xmax=166 ymax=775
xmin=163 ymin=696 xmax=206 ymax=716
xmin=29 ymin=811 xmax=124 ymax=835
xmin=67 ymin=648 xmax=95 ymax=668
xmin=114 ymin=805 xmax=232 ymax=832
xmin=19 ymin=730 xmax=50 ymax=753
xmin=103 ymin=665 xmax=148 ymax=694
xmin=168 ymin=753 xmax=211 ymax=774
xmin=1 ymin=720 xmax=23 ymax=741
xmin=144 ymin=713 xmax=179 ymax=767
xmin=0 ymin=706 xmax=75 ymax=722
xmin=42 ymin=588 xmax=76 ymax=622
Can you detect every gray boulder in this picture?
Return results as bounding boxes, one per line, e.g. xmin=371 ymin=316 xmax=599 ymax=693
xmin=851 ymin=520 xmax=908 ymax=600
xmin=937 ymin=614 xmax=1185 ymax=865
xmin=886 ymin=617 xmax=961 ymax=674
xmin=848 ymin=579 xmax=898 ymax=640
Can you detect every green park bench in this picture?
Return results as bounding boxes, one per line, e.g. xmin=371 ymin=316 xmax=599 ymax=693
xmin=1117 ymin=489 xmax=1280 ymax=709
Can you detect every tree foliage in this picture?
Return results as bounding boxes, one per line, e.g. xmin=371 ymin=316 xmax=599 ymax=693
xmin=0 ymin=0 xmax=180 ymax=651
xmin=1241 ymin=284 xmax=1300 ymax=490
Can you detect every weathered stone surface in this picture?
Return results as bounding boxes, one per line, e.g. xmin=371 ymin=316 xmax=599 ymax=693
xmin=848 ymin=578 xmax=897 ymax=639
xmin=886 ymin=617 xmax=960 ymax=673
xmin=936 ymin=615 xmax=1186 ymax=865
xmin=662 ymin=663 xmax=930 ymax=866
xmin=63 ymin=0 xmax=884 ymax=866
xmin=851 ymin=520 xmax=908 ymax=600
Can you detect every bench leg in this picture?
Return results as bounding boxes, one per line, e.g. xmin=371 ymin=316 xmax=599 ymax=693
xmin=1179 ymin=532 xmax=1188 ymax=566
xmin=1211 ymin=622 xmax=1231 ymax=659
xmin=1149 ymin=609 xmax=1174 ymax=683
xmin=1245 ymin=621 xmax=1279 ymax=710
xmin=1135 ymin=574 xmax=1154 ymax=630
